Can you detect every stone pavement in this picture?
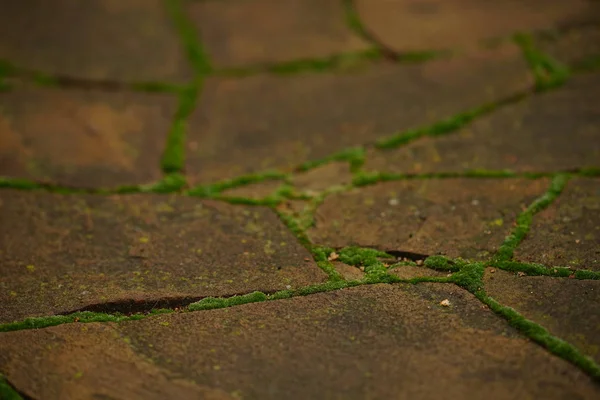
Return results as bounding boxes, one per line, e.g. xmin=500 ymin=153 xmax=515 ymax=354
xmin=1 ymin=1 xmax=600 ymax=399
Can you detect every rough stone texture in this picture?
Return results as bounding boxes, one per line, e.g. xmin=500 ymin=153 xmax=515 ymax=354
xmin=293 ymin=162 xmax=353 ymax=194
xmin=186 ymin=0 xmax=369 ymax=68
xmin=186 ymin=45 xmax=533 ymax=184
xmin=355 ymin=0 xmax=598 ymax=53
xmin=515 ymin=178 xmax=600 ymax=270
xmin=220 ymin=180 xmax=283 ymax=200
xmin=0 ymin=87 xmax=177 ymax=188
xmin=308 ymin=179 xmax=549 ymax=260
xmin=332 ymin=261 xmax=365 ymax=281
xmin=484 ymin=268 xmax=600 ymax=363
xmin=389 ymin=264 xmax=447 ymax=280
xmin=364 ymin=73 xmax=600 ymax=174
xmin=536 ymin=26 xmax=600 ymax=70
xmin=3 ymin=284 xmax=599 ymax=400
xmin=0 ymin=0 xmax=192 ymax=82
xmin=0 ymin=191 xmax=326 ymax=323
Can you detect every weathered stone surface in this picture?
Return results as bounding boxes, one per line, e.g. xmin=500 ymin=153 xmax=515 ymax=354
xmin=186 ymin=46 xmax=533 ymax=184
xmin=308 ymin=179 xmax=549 ymax=260
xmin=0 ymin=0 xmax=192 ymax=82
xmin=515 ymin=178 xmax=600 ymax=270
xmin=485 ymin=268 xmax=600 ymax=363
xmin=536 ymin=26 xmax=600 ymax=70
xmin=186 ymin=0 xmax=369 ymax=68
xmin=332 ymin=261 xmax=365 ymax=281
xmin=0 ymin=191 xmax=326 ymax=323
xmin=389 ymin=264 xmax=447 ymax=280
xmin=220 ymin=180 xmax=283 ymax=200
xmin=364 ymin=73 xmax=600 ymax=174
xmin=0 ymin=87 xmax=177 ymax=188
xmin=355 ymin=0 xmax=598 ymax=53
xmin=2 ymin=284 xmax=598 ymax=400
xmin=293 ymin=162 xmax=353 ymax=194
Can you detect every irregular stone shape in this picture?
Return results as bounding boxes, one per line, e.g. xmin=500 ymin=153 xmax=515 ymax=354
xmin=293 ymin=162 xmax=353 ymax=194
xmin=355 ymin=0 xmax=598 ymax=53
xmin=515 ymin=178 xmax=600 ymax=270
xmin=220 ymin=180 xmax=283 ymax=200
xmin=3 ymin=284 xmax=599 ymax=399
xmin=389 ymin=264 xmax=447 ymax=280
xmin=0 ymin=0 xmax=192 ymax=82
xmin=186 ymin=0 xmax=369 ymax=68
xmin=0 ymin=191 xmax=326 ymax=323
xmin=186 ymin=46 xmax=533 ymax=184
xmin=484 ymin=268 xmax=600 ymax=363
xmin=364 ymin=73 xmax=600 ymax=174
xmin=308 ymin=179 xmax=549 ymax=260
xmin=535 ymin=26 xmax=600 ymax=71
xmin=0 ymin=87 xmax=177 ymax=188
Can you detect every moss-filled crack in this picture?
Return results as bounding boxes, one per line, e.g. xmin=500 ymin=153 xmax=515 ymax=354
xmin=494 ymin=174 xmax=569 ymax=262
xmin=489 ymin=260 xmax=600 ymax=280
xmin=514 ymin=32 xmax=570 ymax=91
xmin=187 ymin=171 xmax=288 ymax=197
xmin=0 ymin=374 xmax=26 ymax=400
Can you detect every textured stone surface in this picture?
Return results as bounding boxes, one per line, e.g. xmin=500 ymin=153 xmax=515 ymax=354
xmin=364 ymin=73 xmax=600 ymax=174
xmin=293 ymin=162 xmax=353 ymax=194
xmin=186 ymin=0 xmax=369 ymax=68
xmin=2 ymin=284 xmax=599 ymax=400
xmin=485 ymin=268 xmax=600 ymax=363
xmin=515 ymin=178 xmax=600 ymax=270
xmin=355 ymin=0 xmax=598 ymax=52
xmin=389 ymin=264 xmax=447 ymax=280
xmin=0 ymin=0 xmax=192 ymax=82
xmin=308 ymin=179 xmax=548 ymax=260
xmin=186 ymin=46 xmax=533 ymax=184
xmin=220 ymin=180 xmax=283 ymax=200
xmin=0 ymin=87 xmax=177 ymax=188
xmin=536 ymin=26 xmax=600 ymax=70
xmin=0 ymin=191 xmax=326 ymax=323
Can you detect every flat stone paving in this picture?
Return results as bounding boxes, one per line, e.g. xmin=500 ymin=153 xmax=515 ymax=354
xmin=1 ymin=1 xmax=600 ymax=399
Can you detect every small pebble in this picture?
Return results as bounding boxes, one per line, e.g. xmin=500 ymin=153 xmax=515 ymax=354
xmin=471 ymin=199 xmax=480 ymax=206
xmin=416 ymin=259 xmax=423 ymax=266
xmin=440 ymin=299 xmax=451 ymax=307
xmin=388 ymin=198 xmax=399 ymax=206
xmin=328 ymin=252 xmax=339 ymax=261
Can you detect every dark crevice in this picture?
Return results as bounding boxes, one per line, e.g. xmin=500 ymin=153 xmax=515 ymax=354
xmin=380 ymin=249 xmax=430 ymax=261
xmin=1 ymin=376 xmax=33 ymax=400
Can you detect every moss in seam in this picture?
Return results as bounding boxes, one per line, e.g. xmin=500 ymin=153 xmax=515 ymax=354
xmin=514 ymin=33 xmax=569 ymax=91
xmin=0 ymin=311 xmax=144 ymax=333
xmin=188 ymin=291 xmax=268 ymax=311
xmin=161 ymin=85 xmax=199 ymax=173
xmin=298 ymin=147 xmax=365 ymax=173
xmin=0 ymin=375 xmax=22 ymax=400
xmin=187 ymin=171 xmax=287 ymax=197
xmin=337 ymin=246 xmax=393 ymax=267
xmin=480 ymin=294 xmax=600 ymax=380
xmin=423 ymin=255 xmax=461 ymax=272
xmin=494 ymin=174 xmax=569 ymax=262
xmin=449 ymin=262 xmax=486 ymax=293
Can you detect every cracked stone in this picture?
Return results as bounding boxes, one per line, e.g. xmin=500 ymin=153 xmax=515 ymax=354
xmin=0 ymin=0 xmax=193 ymax=82
xmin=0 ymin=190 xmax=326 ymax=323
xmin=185 ymin=0 xmax=370 ymax=68
xmin=185 ymin=45 xmax=533 ymax=184
xmin=2 ymin=284 xmax=598 ymax=399
xmin=364 ymin=73 xmax=600 ymax=174
xmin=0 ymin=86 xmax=177 ymax=188
xmin=515 ymin=178 xmax=600 ymax=270
xmin=308 ymin=178 xmax=549 ymax=260
xmin=484 ymin=268 xmax=600 ymax=363
xmin=535 ymin=26 xmax=600 ymax=71
xmin=355 ymin=0 xmax=598 ymax=53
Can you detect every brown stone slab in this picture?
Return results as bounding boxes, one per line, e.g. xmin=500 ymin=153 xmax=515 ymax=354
xmin=0 ymin=190 xmax=326 ymax=323
xmin=389 ymin=264 xmax=447 ymax=280
xmin=2 ymin=284 xmax=599 ymax=399
xmin=186 ymin=46 xmax=533 ymax=184
xmin=364 ymin=73 xmax=600 ymax=174
xmin=484 ymin=268 xmax=600 ymax=363
xmin=535 ymin=26 xmax=600 ymax=70
xmin=308 ymin=178 xmax=549 ymax=260
xmin=355 ymin=0 xmax=598 ymax=53
xmin=515 ymin=178 xmax=600 ymax=270
xmin=293 ymin=162 xmax=354 ymax=194
xmin=0 ymin=87 xmax=177 ymax=188
xmin=0 ymin=0 xmax=192 ymax=82
xmin=186 ymin=0 xmax=369 ymax=68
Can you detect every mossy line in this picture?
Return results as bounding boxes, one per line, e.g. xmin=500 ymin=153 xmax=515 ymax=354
xmin=514 ymin=32 xmax=570 ymax=91
xmin=166 ymin=0 xmax=212 ymax=75
xmin=0 ymin=374 xmax=23 ymax=400
xmin=187 ymin=171 xmax=288 ymax=197
xmin=297 ymin=146 xmax=366 ymax=173
xmin=0 ymin=276 xmax=457 ymax=333
xmin=490 ymin=260 xmax=600 ymax=280
xmin=479 ymin=293 xmax=600 ymax=381
xmin=0 ymin=174 xmax=187 ymax=195
xmin=375 ymin=92 xmax=528 ymax=149
xmin=494 ymin=174 xmax=569 ymax=262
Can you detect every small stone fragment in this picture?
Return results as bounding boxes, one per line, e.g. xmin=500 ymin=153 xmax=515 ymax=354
xmin=517 ymin=272 xmax=527 ymax=277
xmin=440 ymin=299 xmax=451 ymax=307
xmin=416 ymin=259 xmax=424 ymax=266
xmin=328 ymin=252 xmax=339 ymax=261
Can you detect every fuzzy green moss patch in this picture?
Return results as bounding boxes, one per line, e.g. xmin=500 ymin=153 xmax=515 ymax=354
xmin=514 ymin=33 xmax=570 ymax=91
xmin=188 ymin=291 xmax=268 ymax=311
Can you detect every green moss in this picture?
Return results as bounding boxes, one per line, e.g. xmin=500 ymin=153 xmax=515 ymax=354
xmin=450 ymin=262 xmax=485 ymax=293
xmin=481 ymin=294 xmax=600 ymax=380
xmin=0 ymin=375 xmax=22 ymax=400
xmin=514 ymin=33 xmax=569 ymax=91
xmin=188 ymin=291 xmax=268 ymax=311
xmin=298 ymin=147 xmax=365 ymax=172
xmin=161 ymin=85 xmax=199 ymax=174
xmin=424 ymin=255 xmax=461 ymax=272
xmin=342 ymin=0 xmax=371 ymax=42
xmin=141 ymin=173 xmax=187 ymax=193
xmin=490 ymin=260 xmax=572 ymax=278
xmin=275 ymin=210 xmax=313 ymax=249
xmin=578 ymin=167 xmax=600 ymax=177
xmin=495 ymin=174 xmax=569 ymax=262
xmin=187 ymin=171 xmax=287 ymax=197
xmin=165 ymin=0 xmax=212 ymax=75
xmin=573 ymin=55 xmax=600 ymax=73
xmin=0 ymin=311 xmax=141 ymax=333
xmin=337 ymin=246 xmax=393 ymax=267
